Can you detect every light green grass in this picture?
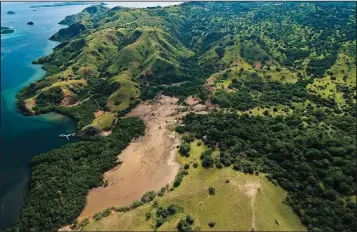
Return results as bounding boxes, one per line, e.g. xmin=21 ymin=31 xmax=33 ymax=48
xmin=307 ymin=48 xmax=356 ymax=107
xmin=84 ymin=140 xmax=305 ymax=231
xmin=86 ymin=112 xmax=115 ymax=131
xmin=106 ymin=72 xmax=140 ymax=111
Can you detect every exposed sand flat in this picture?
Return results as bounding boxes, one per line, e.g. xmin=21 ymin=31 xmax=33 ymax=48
xmin=78 ymin=95 xmax=181 ymax=221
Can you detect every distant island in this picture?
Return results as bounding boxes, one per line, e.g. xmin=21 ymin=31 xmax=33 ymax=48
xmin=12 ymin=2 xmax=357 ymax=232
xmin=7 ymin=11 xmax=15 ymax=14
xmin=27 ymin=22 xmax=34 ymax=25
xmin=30 ymin=2 xmax=106 ymax=8
xmin=1 ymin=27 xmax=14 ymax=34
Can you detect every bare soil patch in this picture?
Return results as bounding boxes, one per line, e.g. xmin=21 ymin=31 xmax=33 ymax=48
xmin=255 ymin=61 xmax=261 ymax=69
xmin=25 ymin=98 xmax=36 ymax=112
xmin=78 ymin=96 xmax=181 ymax=220
xmin=94 ymin=110 xmax=105 ymax=118
xmin=184 ymin=96 xmax=200 ymax=106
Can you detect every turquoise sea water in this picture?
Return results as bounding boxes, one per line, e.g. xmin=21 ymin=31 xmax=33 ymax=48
xmin=0 ymin=2 xmax=89 ymax=229
xmin=0 ymin=2 xmax=181 ymax=229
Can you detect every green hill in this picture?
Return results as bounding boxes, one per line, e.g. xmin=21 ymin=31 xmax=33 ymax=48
xmin=14 ymin=2 xmax=356 ymax=232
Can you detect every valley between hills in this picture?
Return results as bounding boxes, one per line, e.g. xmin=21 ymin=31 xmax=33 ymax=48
xmin=12 ymin=2 xmax=356 ymax=232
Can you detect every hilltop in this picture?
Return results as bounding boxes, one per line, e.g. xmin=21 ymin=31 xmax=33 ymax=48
xmin=14 ymin=2 xmax=356 ymax=232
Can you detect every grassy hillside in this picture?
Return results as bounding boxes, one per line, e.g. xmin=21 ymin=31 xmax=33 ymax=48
xmin=18 ymin=2 xmax=355 ymax=133
xmin=83 ymin=140 xmax=305 ymax=231
xmin=14 ymin=2 xmax=356 ymax=232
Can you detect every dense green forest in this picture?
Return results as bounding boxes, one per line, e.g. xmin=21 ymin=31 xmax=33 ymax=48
xmin=177 ymin=111 xmax=356 ymax=232
xmin=13 ymin=2 xmax=356 ymax=232
xmin=14 ymin=117 xmax=145 ymax=231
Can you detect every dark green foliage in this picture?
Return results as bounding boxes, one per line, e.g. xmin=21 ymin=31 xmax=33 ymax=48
xmin=208 ymin=186 xmax=216 ymax=195
xmin=141 ymin=79 xmax=209 ymax=102
xmin=307 ymin=55 xmax=338 ymax=77
xmin=212 ymin=80 xmax=308 ymax=111
xmin=215 ymin=162 xmax=223 ymax=169
xmin=155 ymin=205 xmax=182 ymax=228
xmin=179 ymin=112 xmax=356 ymax=232
xmin=36 ymin=87 xmax=64 ymax=108
xmin=146 ymin=212 xmax=151 ymax=220
xmin=13 ymin=2 xmax=356 ymax=232
xmin=131 ymin=200 xmax=144 ymax=209
xmin=158 ymin=187 xmax=166 ymax=197
xmin=141 ymin=191 xmax=156 ymax=203
xmin=177 ymin=215 xmax=195 ymax=232
xmin=201 ymin=149 xmax=214 ymax=168
xmin=173 ymin=170 xmax=186 ymax=188
xmin=179 ymin=142 xmax=191 ymax=157
xmin=14 ymin=117 xmax=145 ymax=232
xmin=208 ymin=221 xmax=216 ymax=228
xmin=215 ymin=46 xmax=225 ymax=59
xmin=93 ymin=208 xmax=111 ymax=221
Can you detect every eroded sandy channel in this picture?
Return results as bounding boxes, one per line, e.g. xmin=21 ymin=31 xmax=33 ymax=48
xmin=78 ymin=96 xmax=181 ymax=220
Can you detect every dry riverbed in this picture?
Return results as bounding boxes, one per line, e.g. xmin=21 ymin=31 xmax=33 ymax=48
xmin=78 ymin=95 xmax=181 ymax=221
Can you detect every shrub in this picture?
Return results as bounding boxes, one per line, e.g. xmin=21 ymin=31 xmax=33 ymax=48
xmin=202 ymin=156 xmax=214 ymax=168
xmin=158 ymin=187 xmax=166 ymax=197
xmin=184 ymin=164 xmax=190 ymax=169
xmin=215 ymin=162 xmax=223 ymax=169
xmin=102 ymin=208 xmax=111 ymax=217
xmin=179 ymin=142 xmax=191 ymax=157
xmin=103 ymin=180 xmax=108 ymax=187
xmin=131 ymin=200 xmax=144 ymax=209
xmin=174 ymin=170 xmax=185 ymax=187
xmin=208 ymin=186 xmax=216 ymax=195
xmin=209 ymin=221 xmax=216 ymax=228
xmin=141 ymin=191 xmax=156 ymax=203
xmin=146 ymin=212 xmax=151 ymax=220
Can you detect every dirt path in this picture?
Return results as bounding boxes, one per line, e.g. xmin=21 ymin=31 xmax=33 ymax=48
xmin=243 ymin=182 xmax=261 ymax=231
xmin=78 ymin=96 xmax=181 ymax=221
xmin=234 ymin=180 xmax=261 ymax=231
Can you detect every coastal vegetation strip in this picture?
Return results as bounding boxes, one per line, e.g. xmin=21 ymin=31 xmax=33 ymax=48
xmin=12 ymin=2 xmax=356 ymax=232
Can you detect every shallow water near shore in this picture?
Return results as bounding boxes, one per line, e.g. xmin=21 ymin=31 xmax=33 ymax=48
xmin=0 ymin=2 xmax=87 ymax=229
xmin=1 ymin=2 xmax=182 ymax=229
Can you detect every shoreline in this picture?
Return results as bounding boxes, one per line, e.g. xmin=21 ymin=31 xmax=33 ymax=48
xmin=0 ymin=3 xmax=85 ymax=228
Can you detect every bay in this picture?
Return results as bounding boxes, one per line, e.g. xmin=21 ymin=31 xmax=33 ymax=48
xmin=0 ymin=2 xmax=181 ymax=229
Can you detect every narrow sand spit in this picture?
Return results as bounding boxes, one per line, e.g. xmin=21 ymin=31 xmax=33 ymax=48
xmin=78 ymin=95 xmax=181 ymax=220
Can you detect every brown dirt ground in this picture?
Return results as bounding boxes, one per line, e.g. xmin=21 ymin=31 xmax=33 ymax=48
xmin=60 ymin=89 xmax=71 ymax=106
xmin=255 ymin=61 xmax=261 ymax=69
xmin=94 ymin=110 xmax=105 ymax=118
xmin=184 ymin=96 xmax=200 ymax=106
xmin=78 ymin=95 xmax=181 ymax=221
xmin=25 ymin=98 xmax=36 ymax=112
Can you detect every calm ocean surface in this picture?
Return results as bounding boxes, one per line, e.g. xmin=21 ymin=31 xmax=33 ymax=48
xmin=0 ymin=2 xmax=181 ymax=229
xmin=0 ymin=2 xmax=87 ymax=229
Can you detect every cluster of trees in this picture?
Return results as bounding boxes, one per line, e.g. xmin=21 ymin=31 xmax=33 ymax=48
xmin=177 ymin=112 xmax=356 ymax=232
xmin=177 ymin=215 xmax=195 ymax=232
xmin=212 ymin=80 xmax=308 ymax=110
xmin=34 ymin=87 xmax=64 ymax=108
xmin=307 ymin=54 xmax=338 ymax=77
xmin=155 ymin=205 xmax=182 ymax=228
xmin=14 ymin=117 xmax=145 ymax=232
xmin=141 ymin=79 xmax=209 ymax=102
